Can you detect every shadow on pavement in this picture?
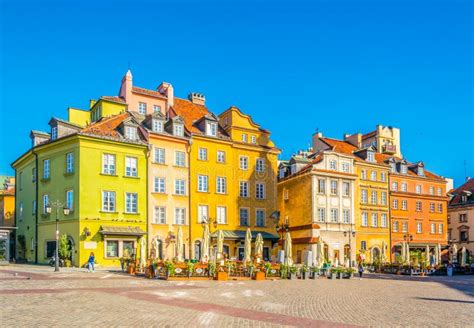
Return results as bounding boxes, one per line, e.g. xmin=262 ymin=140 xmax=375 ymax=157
xmin=415 ymin=297 xmax=474 ymax=304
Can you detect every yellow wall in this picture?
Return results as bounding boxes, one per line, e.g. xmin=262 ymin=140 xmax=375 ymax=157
xmin=68 ymin=108 xmax=90 ymax=127
xmin=68 ymin=99 xmax=126 ymax=127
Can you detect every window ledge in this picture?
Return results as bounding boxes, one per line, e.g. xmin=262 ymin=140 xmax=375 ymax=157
xmin=63 ymin=172 xmax=75 ymax=177
xmin=124 ymin=212 xmax=140 ymax=215
xmin=173 ymin=194 xmax=187 ymax=197
xmin=100 ymin=211 xmax=119 ymax=214
xmin=151 ymin=192 xmax=167 ymax=195
xmin=40 ymin=178 xmax=50 ymax=183
xmin=152 ymin=162 xmax=167 ymax=166
xmin=172 ymin=165 xmax=187 ymax=169
xmin=100 ymin=173 xmax=118 ymax=177
xmin=123 ymin=175 xmax=140 ymax=179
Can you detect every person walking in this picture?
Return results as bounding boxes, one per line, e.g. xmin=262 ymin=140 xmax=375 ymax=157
xmin=358 ymin=262 xmax=364 ymax=280
xmin=88 ymin=252 xmax=95 ymax=272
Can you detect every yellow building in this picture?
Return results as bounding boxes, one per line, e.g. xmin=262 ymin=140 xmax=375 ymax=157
xmin=0 ymin=176 xmax=16 ymax=262
xmin=12 ymin=98 xmax=148 ymax=267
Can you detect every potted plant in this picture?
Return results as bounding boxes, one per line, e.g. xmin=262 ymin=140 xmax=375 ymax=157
xmin=254 ymin=267 xmax=266 ymax=280
xmin=247 ymin=262 xmax=255 ymax=278
xmin=289 ymin=265 xmax=297 ymax=279
xmin=301 ymin=264 xmax=309 ymax=279
xmin=343 ymin=267 xmax=356 ymax=279
xmin=217 ymin=263 xmax=228 ymax=281
xmin=186 ymin=261 xmax=195 ymax=278
xmin=280 ymin=264 xmax=288 ymax=279
xmin=208 ymin=262 xmax=216 ymax=278
xmin=264 ymin=262 xmax=272 ymax=277
xmin=164 ymin=260 xmax=175 ymax=278
xmin=310 ymin=266 xmax=319 ymax=279
xmin=327 ymin=268 xmax=336 ymax=279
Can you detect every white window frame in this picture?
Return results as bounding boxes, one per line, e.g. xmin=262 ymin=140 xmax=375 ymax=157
xmin=402 ymin=222 xmax=408 ymax=233
xmin=371 ymin=213 xmax=378 ymax=227
xmin=175 ymin=179 xmax=186 ymax=195
xmin=154 ymin=148 xmax=165 ymax=164
xmin=256 ymin=209 xmax=265 ymax=227
xmin=102 ymin=154 xmax=116 ymax=175
xmin=239 ymin=208 xmax=249 ymax=226
xmin=256 ymin=158 xmax=265 ymax=173
xmin=216 ymin=206 xmax=227 ymax=224
xmin=239 ymin=156 xmax=249 ymax=170
xmin=174 ymin=151 xmax=186 ymax=167
xmin=330 ymin=208 xmax=338 ymax=223
xmin=152 ymin=120 xmax=164 ymax=133
xmin=342 ymin=182 xmax=350 ymax=197
xmin=381 ymin=213 xmax=388 ymax=228
xmin=216 ymin=177 xmax=227 ymax=194
xmin=51 ymin=126 xmax=58 ymax=140
xmin=362 ymin=212 xmax=368 ymax=227
xmin=43 ymin=159 xmax=50 ymax=179
xmin=417 ymin=222 xmax=422 ymax=234
xmin=125 ymin=156 xmax=138 ymax=177
xmin=198 ymin=175 xmax=209 ymax=192
xmin=256 ymin=182 xmax=265 ymax=199
xmin=239 ymin=181 xmax=249 ymax=198
xmin=370 ymin=171 xmax=377 ymax=181
xmin=153 ymin=105 xmax=161 ymax=113
xmin=66 ymin=152 xmax=74 ymax=173
xmin=66 ymin=190 xmax=73 ymax=211
xmin=154 ymin=177 xmax=166 ymax=193
xmin=217 ymin=150 xmax=226 ymax=163
xmin=206 ymin=122 xmax=217 ymax=137
xmin=250 ymin=135 xmax=257 ymax=144
xmin=174 ymin=208 xmax=186 ymax=225
xmin=138 ymin=102 xmax=147 ymax=114
xmin=330 ymin=180 xmax=338 ymax=195
xmin=371 ymin=191 xmax=377 ymax=205
xmin=125 ymin=192 xmax=138 ymax=214
xmin=343 ymin=210 xmax=350 ymax=224
xmin=317 ymin=208 xmax=326 ymax=222
xmin=198 ymin=148 xmax=208 ymax=161
xmin=329 ymin=160 xmax=337 ymax=171
xmin=361 ymin=189 xmax=368 ymax=204
xmin=173 ymin=124 xmax=184 ymax=137
xmin=125 ymin=126 xmax=138 ymax=140
xmin=153 ymin=206 xmax=166 ymax=224
xmin=198 ymin=205 xmax=209 ymax=223
xmin=102 ymin=191 xmax=116 ymax=212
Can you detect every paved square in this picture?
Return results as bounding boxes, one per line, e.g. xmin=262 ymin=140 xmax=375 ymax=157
xmin=1 ymin=265 xmax=473 ymax=327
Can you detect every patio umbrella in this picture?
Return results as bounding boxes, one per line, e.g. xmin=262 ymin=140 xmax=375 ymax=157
xmin=317 ymin=239 xmax=324 ymax=267
xmin=425 ymin=245 xmax=430 ymax=266
xmin=401 ymin=242 xmax=406 ymax=263
xmin=140 ymin=237 xmax=146 ymax=269
xmin=176 ymin=226 xmax=184 ymax=262
xmin=254 ymin=233 xmax=264 ymax=258
xmin=243 ymin=228 xmax=252 ymax=264
xmin=437 ymin=243 xmax=442 ymax=265
xmin=405 ymin=242 xmax=410 ymax=263
xmin=201 ymin=224 xmax=210 ymax=263
xmin=381 ymin=241 xmax=386 ymax=263
xmin=216 ymin=229 xmax=224 ymax=259
xmin=433 ymin=244 xmax=438 ymax=266
xmin=451 ymin=244 xmax=458 ymax=263
xmin=461 ymin=247 xmax=467 ymax=267
xmin=284 ymin=231 xmax=293 ymax=266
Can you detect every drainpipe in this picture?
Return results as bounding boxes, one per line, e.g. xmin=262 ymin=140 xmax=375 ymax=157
xmin=388 ymin=178 xmax=393 ymax=264
xmin=187 ymin=137 xmax=193 ymax=259
xmin=146 ymin=144 xmax=151 ymax=258
xmin=33 ymin=151 xmax=39 ymax=264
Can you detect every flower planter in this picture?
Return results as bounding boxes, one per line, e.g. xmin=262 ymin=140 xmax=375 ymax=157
xmin=288 ymin=273 xmax=296 ymax=280
xmin=216 ymin=271 xmax=228 ymax=281
xmin=336 ymin=272 xmax=342 ymax=279
xmin=327 ymin=272 xmax=336 ymax=279
xmin=254 ymin=271 xmax=265 ymax=281
xmin=301 ymin=272 xmax=308 ymax=280
xmin=127 ymin=264 xmax=136 ymax=275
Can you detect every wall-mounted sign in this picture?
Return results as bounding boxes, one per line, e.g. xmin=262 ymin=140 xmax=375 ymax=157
xmin=83 ymin=241 xmax=97 ymax=250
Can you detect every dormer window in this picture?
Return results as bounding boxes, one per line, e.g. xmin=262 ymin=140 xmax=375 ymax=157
xmin=173 ymin=124 xmax=184 ymax=137
xmin=242 ymin=134 xmax=248 ymax=143
xmin=152 ymin=120 xmax=163 ymax=133
xmin=251 ymin=135 xmax=257 ymax=144
xmin=400 ymin=164 xmax=407 ymax=174
xmin=329 ymin=160 xmax=337 ymax=171
xmin=390 ymin=162 xmax=396 ymax=173
xmin=153 ymin=105 xmax=161 ymax=113
xmin=418 ymin=166 xmax=424 ymax=176
xmin=51 ymin=127 xmax=58 ymax=140
xmin=367 ymin=151 xmax=375 ymax=162
xmin=138 ymin=102 xmax=147 ymax=115
xmin=206 ymin=122 xmax=217 ymax=137
xmin=125 ymin=126 xmax=138 ymax=140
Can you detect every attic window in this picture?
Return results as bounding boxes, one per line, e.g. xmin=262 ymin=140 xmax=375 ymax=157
xmin=400 ymin=164 xmax=407 ymax=174
xmin=206 ymin=122 xmax=217 ymax=137
xmin=251 ymin=135 xmax=257 ymax=144
xmin=390 ymin=162 xmax=396 ymax=173
xmin=174 ymin=124 xmax=184 ymax=137
xmin=367 ymin=151 xmax=375 ymax=162
xmin=152 ymin=120 xmax=163 ymax=133
xmin=153 ymin=105 xmax=161 ymax=113
xmin=125 ymin=126 xmax=138 ymax=140
xmin=418 ymin=166 xmax=424 ymax=176
xmin=51 ymin=127 xmax=58 ymax=140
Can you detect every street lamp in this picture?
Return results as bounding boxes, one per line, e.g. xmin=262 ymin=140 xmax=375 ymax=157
xmin=45 ymin=200 xmax=70 ymax=272
xmin=343 ymin=228 xmax=356 ymax=267
xmin=403 ymin=233 xmax=414 ymax=274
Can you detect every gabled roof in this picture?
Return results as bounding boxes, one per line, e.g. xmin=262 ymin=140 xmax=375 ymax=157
xmin=449 ymin=178 xmax=474 ymax=206
xmin=132 ymin=86 xmax=167 ymax=99
xmin=100 ymin=96 xmax=126 ymax=104
xmin=49 ymin=117 xmax=83 ymax=129
xmin=170 ymin=97 xmax=210 ymax=133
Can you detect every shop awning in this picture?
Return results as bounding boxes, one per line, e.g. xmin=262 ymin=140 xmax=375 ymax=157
xmin=99 ymin=225 xmax=146 ymax=236
xmin=210 ymin=230 xmax=279 ymax=241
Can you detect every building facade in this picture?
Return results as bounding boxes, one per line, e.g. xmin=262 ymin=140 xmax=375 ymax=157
xmin=0 ymin=176 xmax=15 ymax=262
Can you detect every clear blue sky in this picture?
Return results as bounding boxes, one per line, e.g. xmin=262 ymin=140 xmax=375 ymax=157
xmin=1 ymin=0 xmax=472 ymax=187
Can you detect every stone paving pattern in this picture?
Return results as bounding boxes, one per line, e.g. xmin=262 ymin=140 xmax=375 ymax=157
xmin=1 ymin=265 xmax=473 ymax=327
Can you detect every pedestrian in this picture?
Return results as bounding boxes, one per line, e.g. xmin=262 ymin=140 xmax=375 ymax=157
xmin=358 ymin=262 xmax=364 ymax=280
xmin=88 ymin=252 xmax=95 ymax=272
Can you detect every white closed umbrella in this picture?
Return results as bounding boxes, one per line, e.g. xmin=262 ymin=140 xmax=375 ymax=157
xmin=437 ymin=243 xmax=442 ymax=265
xmin=284 ymin=232 xmax=293 ymax=266
xmin=317 ymin=239 xmax=324 ymax=267
xmin=425 ymin=245 xmax=430 ymax=266
xmin=434 ymin=244 xmax=438 ymax=266
xmin=382 ymin=241 xmax=386 ymax=263
xmin=401 ymin=242 xmax=406 ymax=263
xmin=140 ymin=237 xmax=146 ymax=269
xmin=216 ymin=229 xmax=224 ymax=259
xmin=201 ymin=224 xmax=210 ymax=263
xmin=405 ymin=243 xmax=410 ymax=264
xmin=451 ymin=244 xmax=458 ymax=263
xmin=176 ymin=226 xmax=184 ymax=262
xmin=244 ymin=228 xmax=252 ymax=264
xmin=254 ymin=233 xmax=264 ymax=258
xmin=461 ymin=247 xmax=467 ymax=267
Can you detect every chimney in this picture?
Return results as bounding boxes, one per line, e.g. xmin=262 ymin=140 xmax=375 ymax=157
xmin=118 ymin=69 xmax=133 ymax=103
xmin=188 ymin=92 xmax=206 ymax=106
xmin=344 ymin=133 xmax=362 ymax=148
xmin=157 ymin=82 xmax=174 ymax=109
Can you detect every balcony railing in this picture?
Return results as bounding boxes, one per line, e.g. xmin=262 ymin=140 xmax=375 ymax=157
xmin=382 ymin=144 xmax=397 ymax=154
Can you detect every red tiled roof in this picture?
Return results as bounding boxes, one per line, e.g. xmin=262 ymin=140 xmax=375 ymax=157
xmin=171 ymin=97 xmax=210 ymax=134
xmin=101 ymin=96 xmax=126 ymax=103
xmin=320 ymin=137 xmax=358 ymax=155
xmin=449 ymin=178 xmax=474 ymax=205
xmin=0 ymin=189 xmax=14 ymax=196
xmin=81 ymin=112 xmax=130 ymax=138
xmin=132 ymin=86 xmax=167 ymax=99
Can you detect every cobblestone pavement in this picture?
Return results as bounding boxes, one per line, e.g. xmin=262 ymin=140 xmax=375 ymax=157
xmin=1 ymin=265 xmax=473 ymax=327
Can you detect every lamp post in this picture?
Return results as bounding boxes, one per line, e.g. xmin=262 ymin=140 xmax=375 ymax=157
xmin=45 ymin=200 xmax=70 ymax=272
xmin=343 ymin=228 xmax=356 ymax=267
xmin=403 ymin=233 xmax=414 ymax=274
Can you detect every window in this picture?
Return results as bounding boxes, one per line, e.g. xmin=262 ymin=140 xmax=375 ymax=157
xmin=370 ymin=171 xmax=377 ymax=181
xmin=173 ymin=124 xmax=184 ymax=136
xmin=42 ymin=194 xmax=49 ymax=214
xmin=256 ymin=209 xmax=265 ymax=227
xmin=438 ymin=223 xmax=443 ymax=234
xmin=381 ymin=192 xmax=387 ymax=205
xmin=391 ymin=182 xmax=398 ymax=191
xmin=125 ymin=126 xmax=138 ymax=140
xmin=239 ymin=181 xmax=249 ymax=197
xmin=138 ymin=102 xmax=147 ymax=114
xmin=174 ymin=208 xmax=186 ymax=225
xmin=256 ymin=183 xmax=265 ymax=199
xmin=125 ymin=157 xmax=138 ymax=177
xmin=400 ymin=164 xmax=407 ymax=174
xmin=393 ymin=221 xmax=399 ymax=232
xmin=154 ymin=148 xmax=165 ymax=164
xmin=342 ymin=162 xmax=350 ymax=173
xmin=402 ymin=222 xmax=408 ymax=233
xmin=216 ymin=177 xmax=227 ymax=194
xmin=342 ymin=182 xmax=350 ymax=196
xmin=330 ymin=209 xmax=338 ymax=223
xmin=198 ymin=148 xmax=208 ymax=161
xmin=361 ymin=190 xmax=368 ymax=204
xmin=240 ymin=208 xmax=249 ymax=226
xmin=416 ymin=222 xmax=422 ymax=234
xmin=217 ymin=150 xmax=225 ymax=163
xmin=381 ymin=213 xmax=387 ymax=228
xmin=460 ymin=230 xmax=468 ymax=242
xmin=66 ymin=153 xmax=74 ymax=173
xmin=367 ymin=151 xmax=375 ymax=162
xmin=437 ymin=203 xmax=443 ymax=213
xmin=317 ymin=208 xmax=326 ymax=222
xmin=198 ymin=205 xmax=208 ymax=223
xmin=175 ymin=179 xmax=186 ymax=195
xmin=32 ymin=167 xmax=36 ymax=183
xmin=361 ymin=241 xmax=367 ymax=251
xmin=125 ymin=193 xmax=138 ymax=213
xmin=343 ymin=210 xmax=350 ymax=224
xmin=174 ymin=151 xmax=186 ymax=167
xmin=371 ymin=191 xmax=377 ymax=205
xmin=361 ymin=170 xmax=367 ymax=180
xmin=152 ymin=120 xmax=163 ymax=133
xmin=418 ymin=167 xmax=424 ymax=176
xmin=371 ymin=213 xmax=378 ymax=227
xmin=401 ymin=200 xmax=407 ymax=210
xmin=239 ymin=156 xmax=248 ymax=170
xmin=102 ymin=191 xmax=116 ymax=212
xmin=430 ymin=223 xmax=435 ymax=234
xmin=392 ymin=199 xmax=398 ymax=209
xmin=401 ymin=183 xmax=407 ymax=192
xmin=416 ymin=185 xmax=422 ymax=194
xmin=206 ymin=122 xmax=218 ymax=136
xmin=242 ymin=134 xmax=248 ymax=142
xmin=362 ymin=212 xmax=368 ymax=227
xmin=66 ymin=190 xmax=73 ymax=211
xmin=153 ymin=105 xmax=161 ymax=113
xmin=153 ymin=207 xmax=166 ymax=224
xmin=430 ymin=203 xmax=435 ymax=212
xmin=102 ymin=154 xmax=116 ymax=175
xmin=51 ymin=126 xmax=58 ymax=140
xmin=329 ymin=160 xmax=337 ymax=170
xmin=32 ymin=200 xmax=36 ymax=216
xmin=43 ymin=159 xmax=50 ymax=179
xmin=250 ymin=135 xmax=257 ymax=144
xmin=318 ymin=179 xmax=326 ymax=194
xmin=416 ymin=202 xmax=422 ymax=212
xmin=256 ymin=158 xmax=265 ymax=173
xmin=429 ymin=186 xmax=434 ymax=195
xmin=380 ymin=172 xmax=387 ymax=182
xmin=437 ymin=188 xmax=442 ymax=196
xmin=198 ymin=175 xmax=208 ymax=192
xmin=19 ymin=202 xmax=23 ymax=219
xmin=330 ymin=180 xmax=338 ymax=195
xmin=154 ymin=177 xmax=165 ymax=193
xmin=106 ymin=240 xmax=119 ymax=257
xmin=217 ymin=206 xmax=227 ymax=224
xmin=459 ymin=214 xmax=467 ymax=222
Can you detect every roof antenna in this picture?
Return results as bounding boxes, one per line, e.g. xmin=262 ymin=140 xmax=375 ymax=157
xmin=464 ymin=160 xmax=468 ymax=180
